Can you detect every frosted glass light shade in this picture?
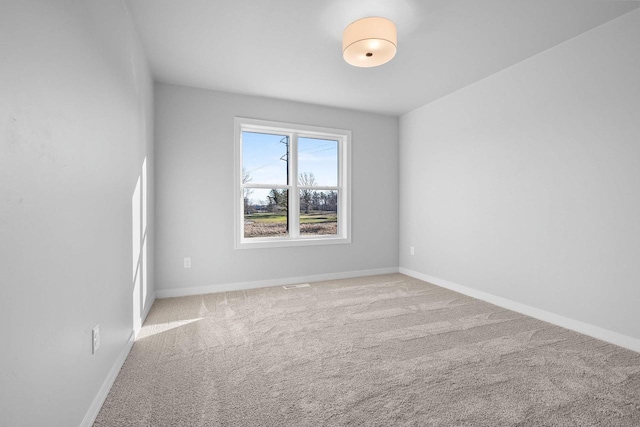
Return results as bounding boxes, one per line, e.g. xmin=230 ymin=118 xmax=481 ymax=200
xmin=342 ymin=17 xmax=397 ymax=67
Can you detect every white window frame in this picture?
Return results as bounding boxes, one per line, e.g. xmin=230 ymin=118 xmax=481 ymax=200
xmin=234 ymin=117 xmax=351 ymax=249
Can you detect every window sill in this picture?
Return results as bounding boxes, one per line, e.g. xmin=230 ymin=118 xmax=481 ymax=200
xmin=235 ymin=235 xmax=351 ymax=250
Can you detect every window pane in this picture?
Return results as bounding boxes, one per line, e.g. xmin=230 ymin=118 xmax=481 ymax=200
xmin=242 ymin=132 xmax=289 ymax=185
xmin=298 ymin=137 xmax=338 ymax=187
xmin=299 ymin=190 xmax=338 ymax=236
xmin=244 ymin=188 xmax=288 ymax=238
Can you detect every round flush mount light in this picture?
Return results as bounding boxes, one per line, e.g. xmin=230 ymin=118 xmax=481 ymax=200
xmin=342 ymin=17 xmax=397 ymax=68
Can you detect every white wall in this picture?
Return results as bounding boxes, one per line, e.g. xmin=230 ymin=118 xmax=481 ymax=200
xmin=400 ymin=10 xmax=640 ymax=341
xmin=155 ymin=83 xmax=398 ymax=293
xmin=0 ymin=1 xmax=154 ymax=425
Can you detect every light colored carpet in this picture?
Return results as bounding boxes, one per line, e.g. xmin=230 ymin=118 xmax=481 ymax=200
xmin=94 ymin=274 xmax=640 ymax=426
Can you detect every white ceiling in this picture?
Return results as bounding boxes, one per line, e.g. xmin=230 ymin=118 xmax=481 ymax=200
xmin=125 ymin=0 xmax=639 ymax=116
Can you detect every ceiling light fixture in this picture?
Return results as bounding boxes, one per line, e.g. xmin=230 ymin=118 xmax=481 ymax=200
xmin=342 ymin=17 xmax=397 ymax=68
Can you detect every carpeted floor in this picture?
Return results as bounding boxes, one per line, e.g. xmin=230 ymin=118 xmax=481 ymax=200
xmin=94 ymin=274 xmax=640 ymax=426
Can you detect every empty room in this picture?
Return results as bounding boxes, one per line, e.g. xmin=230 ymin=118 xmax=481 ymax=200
xmin=1 ymin=0 xmax=639 ymax=426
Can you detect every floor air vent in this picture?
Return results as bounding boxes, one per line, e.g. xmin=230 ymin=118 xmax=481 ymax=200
xmin=283 ymin=283 xmax=311 ymax=289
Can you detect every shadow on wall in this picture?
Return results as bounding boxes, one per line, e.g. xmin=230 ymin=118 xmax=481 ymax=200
xmin=132 ymin=157 xmax=148 ymax=334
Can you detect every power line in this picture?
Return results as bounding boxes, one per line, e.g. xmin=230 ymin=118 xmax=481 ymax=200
xmin=246 ymin=144 xmax=336 ymax=175
xmin=244 ymin=141 xmax=335 ymax=163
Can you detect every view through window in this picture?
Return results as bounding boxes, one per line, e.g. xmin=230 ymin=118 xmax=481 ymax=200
xmin=236 ymin=118 xmax=350 ymax=248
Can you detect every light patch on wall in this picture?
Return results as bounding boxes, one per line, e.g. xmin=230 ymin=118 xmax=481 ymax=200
xmin=132 ymin=158 xmax=149 ymax=335
xmin=142 ymin=158 xmax=148 ymax=304
xmin=132 ymin=175 xmax=142 ymax=332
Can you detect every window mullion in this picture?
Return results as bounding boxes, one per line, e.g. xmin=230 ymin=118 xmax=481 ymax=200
xmin=298 ymin=186 xmax=339 ymax=191
xmin=289 ymin=133 xmax=300 ymax=238
xmin=242 ymin=183 xmax=289 ymax=189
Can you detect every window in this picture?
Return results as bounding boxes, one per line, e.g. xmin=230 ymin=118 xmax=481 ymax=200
xmin=234 ymin=117 xmax=351 ymax=249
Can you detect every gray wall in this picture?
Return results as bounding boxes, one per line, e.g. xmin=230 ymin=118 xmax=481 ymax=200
xmin=155 ymin=83 xmax=398 ymax=292
xmin=400 ymin=10 xmax=640 ymax=340
xmin=0 ymin=1 xmax=154 ymax=425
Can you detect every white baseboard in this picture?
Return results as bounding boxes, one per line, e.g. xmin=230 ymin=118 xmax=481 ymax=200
xmin=80 ymin=331 xmax=135 ymax=427
xmin=156 ymin=267 xmax=400 ymax=299
xmin=399 ymin=268 xmax=640 ymax=353
xmin=80 ymin=292 xmax=156 ymax=426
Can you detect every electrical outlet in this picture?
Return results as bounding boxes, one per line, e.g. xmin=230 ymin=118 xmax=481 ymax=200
xmin=184 ymin=257 xmax=191 ymax=268
xmin=410 ymin=246 xmax=415 ymax=256
xmin=92 ymin=325 xmax=100 ymax=354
